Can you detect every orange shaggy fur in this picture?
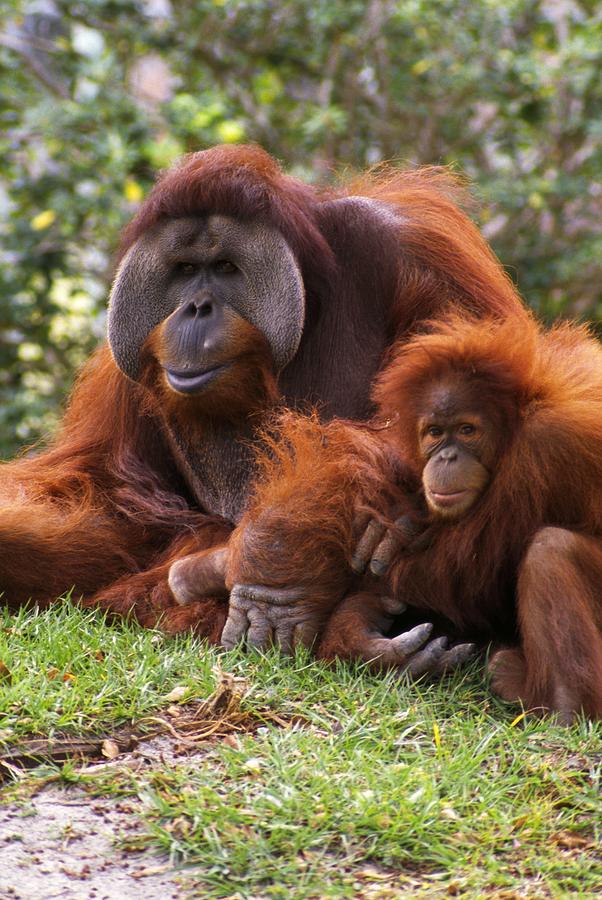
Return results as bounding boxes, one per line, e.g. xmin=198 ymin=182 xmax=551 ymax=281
xmin=0 ymin=144 xmax=527 ymax=638
xmin=226 ymin=414 xmax=418 ymax=624
xmin=229 ymin=314 xmax=602 ymax=718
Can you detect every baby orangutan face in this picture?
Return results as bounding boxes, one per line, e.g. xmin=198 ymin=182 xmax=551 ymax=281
xmin=417 ymin=378 xmax=498 ymax=520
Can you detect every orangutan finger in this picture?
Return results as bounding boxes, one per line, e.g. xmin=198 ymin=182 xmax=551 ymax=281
xmin=369 ymin=539 xmax=398 ymax=576
xmin=274 ymin=620 xmax=296 ymax=655
xmin=404 ymin=636 xmax=449 ymax=677
xmin=168 ymin=547 xmax=230 ymax=605
xmin=361 ymin=636 xmax=406 ymax=667
xmin=168 ymin=559 xmax=198 ymax=606
xmin=380 ymin=596 xmax=407 ymax=615
xmin=369 ymin=515 xmax=420 ymax=576
xmin=434 ymin=642 xmax=477 ymax=674
xmin=390 ymin=622 xmax=434 ymax=657
xmin=351 ymin=520 xmax=386 ymax=574
xmin=220 ymin=599 xmax=250 ymax=650
xmin=246 ymin=607 xmax=274 ymax=650
xmin=352 ymin=509 xmax=372 ymax=537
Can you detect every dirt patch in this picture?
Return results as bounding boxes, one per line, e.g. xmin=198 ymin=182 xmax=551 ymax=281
xmin=0 ymin=780 xmax=185 ymax=900
xmin=0 ymin=669 xmax=306 ymax=898
xmin=0 ymin=730 xmax=216 ymax=900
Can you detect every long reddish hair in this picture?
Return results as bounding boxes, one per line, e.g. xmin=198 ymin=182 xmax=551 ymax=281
xmin=375 ymin=314 xmax=602 ymax=616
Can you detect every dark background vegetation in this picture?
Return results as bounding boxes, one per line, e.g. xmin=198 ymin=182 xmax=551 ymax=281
xmin=1 ymin=0 xmax=600 ymax=457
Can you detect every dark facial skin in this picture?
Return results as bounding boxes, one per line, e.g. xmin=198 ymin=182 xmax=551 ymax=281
xmin=160 ymin=256 xmax=245 ymax=395
xmin=109 ymin=214 xmax=305 ymax=395
xmin=418 ymin=380 xmax=498 ymax=519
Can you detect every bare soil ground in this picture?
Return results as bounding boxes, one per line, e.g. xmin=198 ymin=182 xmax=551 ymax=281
xmin=0 ymin=735 xmax=198 ymax=900
xmin=0 ymin=789 xmax=181 ymax=899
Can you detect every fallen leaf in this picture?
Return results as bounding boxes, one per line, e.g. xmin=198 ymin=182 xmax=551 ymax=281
xmin=441 ymin=806 xmax=459 ymax=821
xmin=101 ymin=739 xmax=120 ymax=760
xmin=62 ymin=672 xmax=76 ymax=683
xmin=356 ymin=867 xmax=395 ymax=882
xmin=132 ymin=864 xmax=172 ymax=878
xmin=47 ymin=667 xmax=59 ymax=681
xmin=0 ymin=661 xmax=11 ymax=682
xmin=552 ymin=830 xmax=591 ymax=850
xmin=164 ymin=685 xmax=187 ymax=702
xmin=61 ymin=864 xmax=90 ymax=879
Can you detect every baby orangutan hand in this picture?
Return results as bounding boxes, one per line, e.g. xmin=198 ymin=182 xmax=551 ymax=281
xmin=351 ymin=511 xmax=434 ymax=577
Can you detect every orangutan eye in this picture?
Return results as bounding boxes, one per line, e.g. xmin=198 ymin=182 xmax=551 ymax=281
xmin=213 ymin=259 xmax=237 ymax=274
xmin=177 ymin=262 xmax=197 ymax=275
xmin=459 ymin=423 xmax=476 ymax=435
xmin=427 ymin=425 xmax=443 ymax=437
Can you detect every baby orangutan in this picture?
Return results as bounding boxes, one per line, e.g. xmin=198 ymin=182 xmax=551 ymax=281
xmin=359 ymin=314 xmax=602 ymax=722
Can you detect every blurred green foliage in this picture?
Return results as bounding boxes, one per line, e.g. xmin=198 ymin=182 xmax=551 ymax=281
xmin=1 ymin=0 xmax=601 ymax=457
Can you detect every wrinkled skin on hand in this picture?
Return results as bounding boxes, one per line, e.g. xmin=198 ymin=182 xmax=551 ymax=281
xmin=170 ymin=544 xmax=342 ymax=652
xmin=222 ymin=583 xmax=475 ymax=673
xmin=351 ymin=510 xmax=435 ymax=577
xmin=167 ymin=513 xmax=475 ymax=676
xmin=316 ymin=592 xmax=476 ymax=675
xmin=221 ymin=583 xmax=328 ymax=653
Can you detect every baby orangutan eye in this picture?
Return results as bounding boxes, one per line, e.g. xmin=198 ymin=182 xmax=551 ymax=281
xmin=427 ymin=425 xmax=443 ymax=437
xmin=459 ymin=424 xmax=476 ymax=435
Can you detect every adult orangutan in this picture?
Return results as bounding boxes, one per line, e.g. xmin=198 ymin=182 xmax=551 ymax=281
xmin=1 ymin=144 xmax=526 ymax=657
xmin=174 ymin=315 xmax=602 ymax=719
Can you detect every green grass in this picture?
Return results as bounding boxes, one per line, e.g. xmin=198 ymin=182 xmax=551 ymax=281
xmin=1 ymin=602 xmax=601 ymax=897
xmin=0 ymin=601 xmax=221 ymax=740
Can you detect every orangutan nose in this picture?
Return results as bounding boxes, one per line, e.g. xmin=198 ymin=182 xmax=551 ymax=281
xmin=440 ymin=446 xmax=458 ymax=462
